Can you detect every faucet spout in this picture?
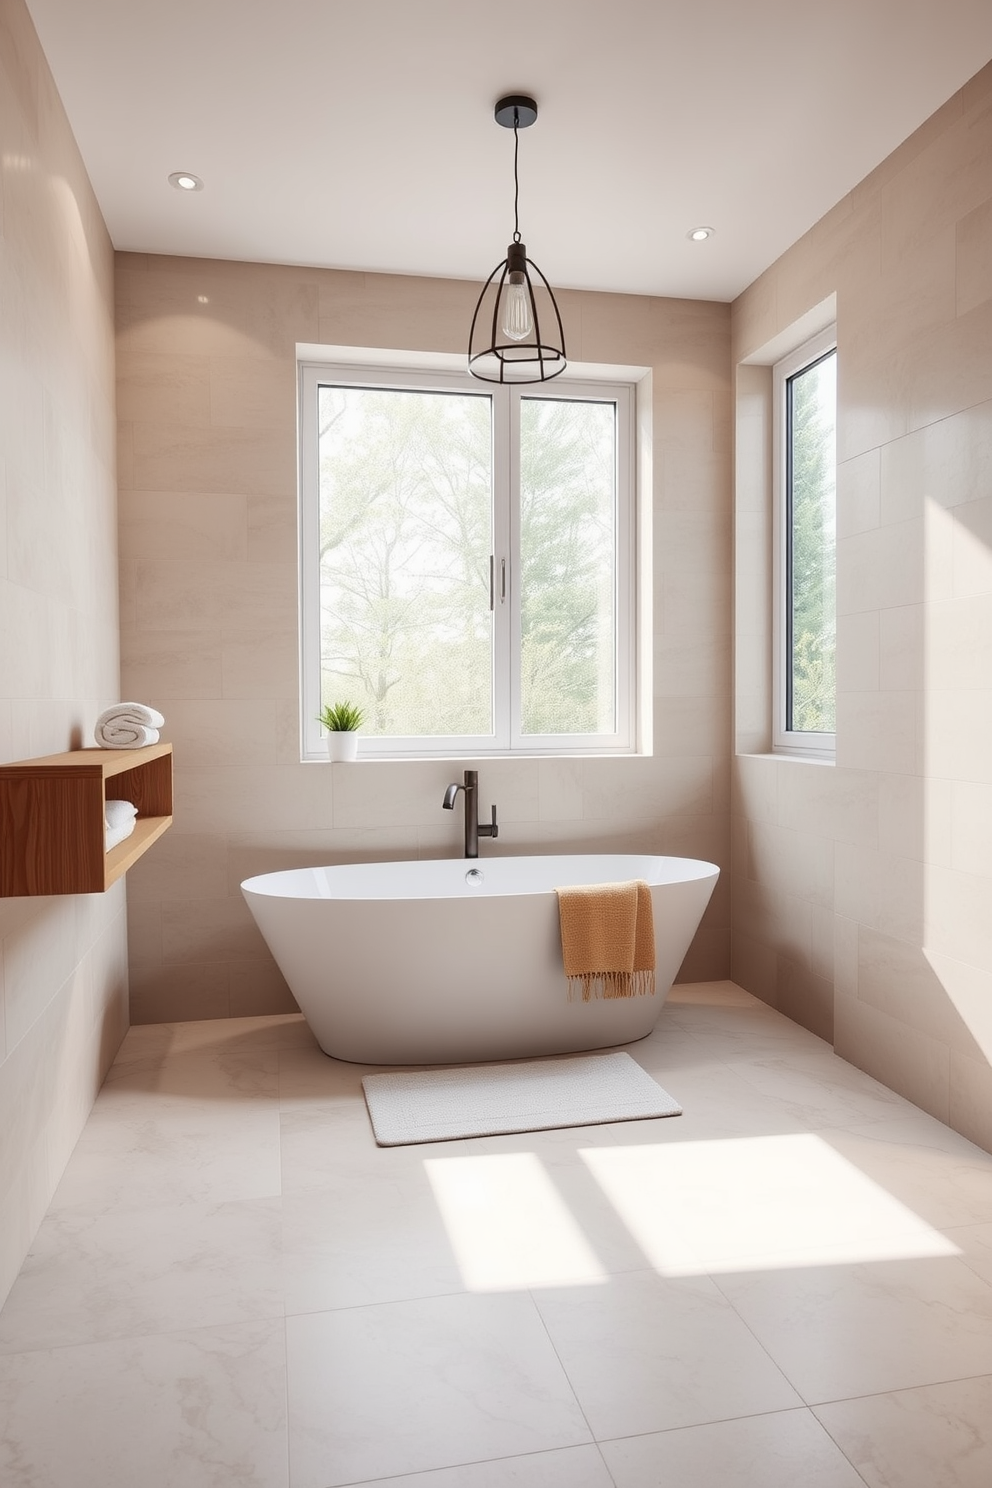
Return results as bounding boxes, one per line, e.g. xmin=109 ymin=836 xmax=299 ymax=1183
xmin=441 ymin=770 xmax=498 ymax=858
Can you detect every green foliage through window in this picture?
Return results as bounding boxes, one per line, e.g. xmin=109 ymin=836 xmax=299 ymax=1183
xmin=311 ymin=375 xmax=628 ymax=748
xmin=787 ymin=351 xmax=836 ymax=735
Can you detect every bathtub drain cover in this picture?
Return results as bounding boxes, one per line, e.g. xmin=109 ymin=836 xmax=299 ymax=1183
xmin=362 ymin=1051 xmax=680 ymax=1146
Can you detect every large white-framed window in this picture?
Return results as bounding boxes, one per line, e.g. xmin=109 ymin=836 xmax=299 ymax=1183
xmin=299 ymin=361 xmax=636 ymax=759
xmin=772 ymin=328 xmax=837 ymax=756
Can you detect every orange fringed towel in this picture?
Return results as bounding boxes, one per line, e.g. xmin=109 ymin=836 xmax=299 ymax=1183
xmin=554 ymin=879 xmax=656 ymax=1001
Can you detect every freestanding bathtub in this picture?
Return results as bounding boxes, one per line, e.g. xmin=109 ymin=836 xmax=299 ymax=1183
xmin=241 ymin=854 xmax=719 ymax=1065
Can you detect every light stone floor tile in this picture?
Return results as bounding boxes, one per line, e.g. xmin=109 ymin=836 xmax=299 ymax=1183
xmin=278 ymin=1042 xmax=387 ymax=1105
xmin=724 ymin=1048 xmax=918 ymax=1129
xmin=601 ymin=1408 xmax=868 ymax=1488
xmin=945 ymin=1220 xmax=992 ymax=1287
xmin=285 ymin=1292 xmax=592 ymax=1487
xmin=281 ymin=1179 xmax=465 ymax=1312
xmin=0 ymin=1197 xmax=284 ymax=1353
xmin=532 ymin=1268 xmax=801 ymax=1439
xmin=330 ymin=1445 xmax=616 ymax=1488
xmin=0 ymin=1319 xmax=288 ymax=1488
xmin=823 ymin=1116 xmax=992 ymax=1229
xmin=101 ymin=1045 xmax=280 ymax=1102
xmin=814 ymin=1375 xmax=992 ymax=1488
xmin=714 ymin=1254 xmax=992 ymax=1402
xmin=116 ymin=1011 xmax=313 ymax=1064
xmin=49 ymin=1095 xmax=283 ymax=1212
xmin=6 ymin=988 xmax=992 ymax=1487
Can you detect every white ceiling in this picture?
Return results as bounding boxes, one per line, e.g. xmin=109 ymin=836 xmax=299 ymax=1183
xmin=24 ymin=0 xmax=992 ymax=302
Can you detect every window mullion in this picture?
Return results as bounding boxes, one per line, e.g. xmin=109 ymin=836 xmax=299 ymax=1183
xmin=492 ymin=386 xmax=514 ymax=750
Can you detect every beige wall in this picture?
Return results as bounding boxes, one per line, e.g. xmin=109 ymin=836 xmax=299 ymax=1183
xmin=115 ymin=258 xmax=732 ymax=1022
xmin=732 ymin=63 xmax=992 ymax=1149
xmin=0 ymin=0 xmax=123 ymax=1302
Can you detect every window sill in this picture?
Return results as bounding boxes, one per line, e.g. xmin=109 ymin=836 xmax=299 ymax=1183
xmin=737 ymin=750 xmax=835 ymax=766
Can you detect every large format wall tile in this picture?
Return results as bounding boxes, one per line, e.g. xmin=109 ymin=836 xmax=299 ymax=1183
xmin=732 ymin=60 xmax=992 ymax=1153
xmin=0 ymin=0 xmax=123 ymax=1308
xmin=118 ymin=260 xmax=733 ymax=1020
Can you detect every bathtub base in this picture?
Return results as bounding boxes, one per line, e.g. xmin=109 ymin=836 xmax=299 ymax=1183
xmin=243 ymin=854 xmax=719 ymax=1066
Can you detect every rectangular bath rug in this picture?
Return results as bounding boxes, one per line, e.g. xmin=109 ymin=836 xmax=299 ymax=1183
xmin=362 ymin=1051 xmax=681 ymax=1146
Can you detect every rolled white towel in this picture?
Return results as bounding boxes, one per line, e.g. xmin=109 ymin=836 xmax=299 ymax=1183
xmin=105 ymin=799 xmax=139 ymax=852
xmin=95 ymin=702 xmax=165 ymax=749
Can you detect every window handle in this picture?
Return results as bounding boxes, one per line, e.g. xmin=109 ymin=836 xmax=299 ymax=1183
xmin=500 ymin=558 xmax=506 ymax=604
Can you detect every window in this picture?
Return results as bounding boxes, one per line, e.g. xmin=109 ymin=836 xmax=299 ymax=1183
xmin=299 ymin=362 xmax=635 ymax=758
xmin=773 ymin=330 xmax=837 ymax=755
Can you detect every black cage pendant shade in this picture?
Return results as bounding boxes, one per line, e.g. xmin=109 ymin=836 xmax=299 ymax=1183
xmin=468 ymin=94 xmax=567 ymax=384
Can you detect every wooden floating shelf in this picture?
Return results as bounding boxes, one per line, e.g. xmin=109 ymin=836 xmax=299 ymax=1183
xmin=0 ymin=742 xmax=173 ymax=896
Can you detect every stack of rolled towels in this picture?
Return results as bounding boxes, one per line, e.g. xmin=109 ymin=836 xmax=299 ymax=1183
xmin=94 ymin=702 xmax=165 ymax=750
xmin=105 ymin=799 xmax=139 ymax=853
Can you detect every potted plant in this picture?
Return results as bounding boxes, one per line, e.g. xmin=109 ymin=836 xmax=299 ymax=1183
xmin=318 ymin=701 xmax=366 ymax=762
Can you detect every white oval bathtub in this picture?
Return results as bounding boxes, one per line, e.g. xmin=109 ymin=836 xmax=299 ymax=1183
xmin=241 ymin=854 xmax=719 ymax=1064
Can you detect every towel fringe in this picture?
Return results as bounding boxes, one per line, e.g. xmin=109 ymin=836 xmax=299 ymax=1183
xmin=567 ymin=968 xmax=656 ymax=1002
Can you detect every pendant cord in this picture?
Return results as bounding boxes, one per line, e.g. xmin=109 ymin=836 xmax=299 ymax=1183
xmin=512 ymin=115 xmax=521 ymax=243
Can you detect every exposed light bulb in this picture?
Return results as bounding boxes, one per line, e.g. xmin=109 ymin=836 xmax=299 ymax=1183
xmin=502 ymin=275 xmax=532 ymax=342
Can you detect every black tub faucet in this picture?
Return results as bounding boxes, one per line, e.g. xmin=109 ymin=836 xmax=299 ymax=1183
xmin=442 ymin=769 xmax=498 ymax=859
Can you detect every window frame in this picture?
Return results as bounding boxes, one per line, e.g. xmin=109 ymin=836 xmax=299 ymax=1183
xmin=771 ymin=326 xmax=837 ymax=759
xmin=298 ymin=360 xmax=636 ymax=761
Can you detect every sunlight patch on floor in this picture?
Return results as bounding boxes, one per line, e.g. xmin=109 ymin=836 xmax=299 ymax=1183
xmin=424 ymin=1152 xmax=608 ymax=1291
xmin=580 ymin=1133 xmax=961 ymax=1274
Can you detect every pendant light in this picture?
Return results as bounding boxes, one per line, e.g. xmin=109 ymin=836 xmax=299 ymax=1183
xmin=468 ymin=94 xmax=567 ymax=384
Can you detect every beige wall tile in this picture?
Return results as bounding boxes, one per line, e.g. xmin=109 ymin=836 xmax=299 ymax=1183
xmin=221 ymin=631 xmax=299 ymax=700
xmin=925 ymin=687 xmax=992 ymax=784
xmin=956 ymin=195 xmax=992 ymax=316
xmin=878 ymin=604 xmax=924 ymax=691
xmin=115 ymin=352 xmax=211 ymax=426
xmin=120 ymin=629 xmax=224 ymax=700
xmin=924 ymin=946 xmax=992 ymax=1062
xmin=130 ymin=421 xmax=294 ymax=498
xmin=160 ymin=697 xmax=300 ymax=768
xmin=837 ymin=519 xmax=924 ymax=616
xmin=949 ymin=497 xmax=992 ymax=598
xmin=125 ymin=833 xmax=231 ymax=907
xmin=173 ymin=764 xmax=336 ymax=835
xmin=161 ymin=896 xmax=265 ymax=966
xmin=118 ymin=490 xmax=249 ymax=562
xmin=836 ymin=448 xmax=880 ymax=540
xmin=128 ymin=964 xmax=231 ymax=1025
xmin=0 ymin=0 xmax=124 ymax=1305
xmin=836 ymin=688 xmax=920 ymax=775
xmin=926 ymin=863 xmax=992 ymax=976
xmin=834 ymin=840 xmax=924 ymax=946
xmin=834 ymin=994 xmax=950 ymax=1125
xmin=776 ymin=958 xmax=833 ymax=1042
xmin=208 ymin=355 xmax=297 ymax=429
xmin=948 ymin=1048 xmax=992 ymax=1152
xmin=246 ymin=495 xmax=298 ymax=564
xmin=857 ymin=925 xmax=962 ymax=1046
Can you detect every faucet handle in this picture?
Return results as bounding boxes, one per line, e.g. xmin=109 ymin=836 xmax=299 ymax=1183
xmin=479 ymin=804 xmax=498 ymax=840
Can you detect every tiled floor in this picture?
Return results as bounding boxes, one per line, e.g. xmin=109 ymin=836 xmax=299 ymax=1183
xmin=3 ymin=982 xmax=992 ymax=1486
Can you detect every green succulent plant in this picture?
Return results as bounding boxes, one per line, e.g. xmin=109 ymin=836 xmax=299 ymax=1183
xmin=318 ymin=701 xmax=366 ymax=733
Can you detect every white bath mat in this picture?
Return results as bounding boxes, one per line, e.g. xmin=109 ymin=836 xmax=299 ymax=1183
xmin=362 ymin=1051 xmax=681 ymax=1146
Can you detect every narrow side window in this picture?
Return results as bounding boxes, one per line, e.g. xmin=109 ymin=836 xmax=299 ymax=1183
xmin=773 ymin=330 xmax=837 ymax=755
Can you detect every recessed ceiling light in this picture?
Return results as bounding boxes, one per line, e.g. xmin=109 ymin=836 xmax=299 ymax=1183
xmin=687 ymin=226 xmax=714 ymax=242
xmin=168 ymin=171 xmax=203 ymax=192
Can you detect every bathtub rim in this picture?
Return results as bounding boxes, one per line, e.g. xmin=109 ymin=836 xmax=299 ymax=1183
xmin=241 ymin=852 xmax=720 ymax=904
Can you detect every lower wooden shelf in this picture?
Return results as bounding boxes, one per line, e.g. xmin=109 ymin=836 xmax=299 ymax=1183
xmin=0 ymin=742 xmax=173 ymax=896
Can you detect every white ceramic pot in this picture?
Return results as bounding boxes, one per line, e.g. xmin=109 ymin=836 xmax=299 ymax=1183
xmin=326 ymin=731 xmax=359 ymax=762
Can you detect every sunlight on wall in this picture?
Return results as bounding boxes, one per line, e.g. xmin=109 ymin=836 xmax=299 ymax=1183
xmin=580 ymin=1134 xmax=959 ymax=1274
xmin=924 ymin=493 xmax=992 ymax=1067
xmin=424 ymin=1152 xmax=607 ymax=1291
